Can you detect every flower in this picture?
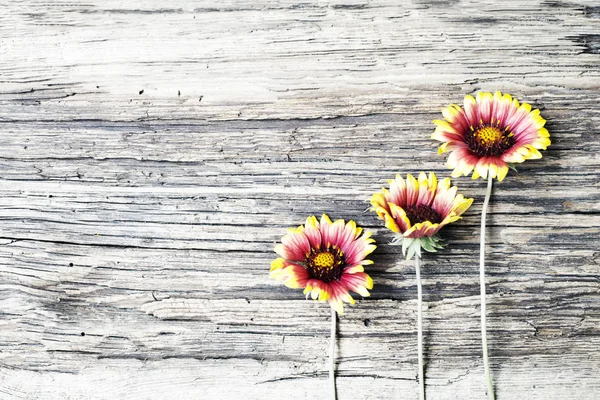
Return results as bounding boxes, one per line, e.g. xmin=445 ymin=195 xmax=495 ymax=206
xmin=270 ymin=214 xmax=375 ymax=314
xmin=370 ymin=172 xmax=473 ymax=258
xmin=432 ymin=91 xmax=551 ymax=182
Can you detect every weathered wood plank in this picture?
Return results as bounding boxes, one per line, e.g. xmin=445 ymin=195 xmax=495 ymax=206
xmin=1 ymin=0 xmax=599 ymax=399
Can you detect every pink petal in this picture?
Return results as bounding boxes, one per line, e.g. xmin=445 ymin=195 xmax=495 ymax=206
xmin=341 ymin=272 xmax=373 ymax=296
xmin=319 ymin=214 xmax=334 ymax=246
xmin=463 ymin=95 xmax=479 ymax=126
xmin=447 ymin=148 xmax=473 ymax=168
xmin=449 ymin=106 xmax=471 ymax=133
xmin=405 ymin=174 xmax=419 ymax=206
xmin=388 ymin=175 xmax=407 ymax=208
xmin=439 ymin=141 xmax=470 ymax=153
xmin=416 ymin=172 xmax=435 ymax=207
xmin=491 ymin=93 xmax=513 ymax=126
xmin=274 ymin=244 xmax=303 ymax=262
xmin=336 ymin=221 xmax=359 ymax=254
xmin=344 ymin=237 xmax=376 ymax=266
xmin=433 ymin=131 xmax=467 ymax=143
xmin=280 ymin=229 xmax=311 ymax=260
xmin=327 ymin=219 xmax=346 ymax=248
xmin=327 ymin=281 xmax=354 ymax=314
xmin=432 ymin=185 xmax=458 ymax=218
xmin=303 ymin=216 xmax=322 ymax=248
xmin=282 ymin=264 xmax=309 ymax=288
xmin=505 ymin=107 xmax=532 ymax=135
xmin=476 ymin=92 xmax=493 ymax=123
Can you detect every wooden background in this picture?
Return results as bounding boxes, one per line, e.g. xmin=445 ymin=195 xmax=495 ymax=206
xmin=1 ymin=1 xmax=599 ymax=399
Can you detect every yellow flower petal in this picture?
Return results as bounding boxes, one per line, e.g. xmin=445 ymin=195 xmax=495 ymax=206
xmin=330 ymin=299 xmax=344 ymax=315
xmin=353 ymin=284 xmax=371 ymax=297
xmin=497 ymin=164 xmax=509 ymax=182
xmin=442 ymin=105 xmax=461 ymax=123
xmin=464 ymin=94 xmax=476 ymax=106
xmin=270 ymin=258 xmax=286 ymax=272
xmin=345 ymin=265 xmax=364 ymax=273
xmin=475 ymin=160 xmax=489 ymax=179
xmin=320 ymin=214 xmax=333 ymax=226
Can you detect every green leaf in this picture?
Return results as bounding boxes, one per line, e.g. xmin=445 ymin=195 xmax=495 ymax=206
xmin=421 ymin=238 xmax=435 ymax=252
xmin=390 ymin=235 xmax=446 ymax=260
xmin=435 ymin=236 xmax=445 ymax=249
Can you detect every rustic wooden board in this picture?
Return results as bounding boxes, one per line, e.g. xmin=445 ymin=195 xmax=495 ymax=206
xmin=1 ymin=0 xmax=599 ymax=399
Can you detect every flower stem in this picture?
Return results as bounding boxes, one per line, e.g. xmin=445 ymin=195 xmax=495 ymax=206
xmin=330 ymin=308 xmax=337 ymax=400
xmin=415 ymin=255 xmax=425 ymax=400
xmin=480 ymin=174 xmax=495 ymax=400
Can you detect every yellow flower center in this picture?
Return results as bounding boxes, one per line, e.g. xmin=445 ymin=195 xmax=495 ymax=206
xmin=475 ymin=126 xmax=502 ymax=145
xmin=312 ymin=252 xmax=335 ymax=269
xmin=306 ymin=247 xmax=345 ymax=282
xmin=466 ymin=123 xmax=515 ymax=157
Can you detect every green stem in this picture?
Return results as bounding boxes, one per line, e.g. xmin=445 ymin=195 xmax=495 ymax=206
xmin=330 ymin=308 xmax=337 ymax=400
xmin=480 ymin=174 xmax=495 ymax=400
xmin=415 ymin=255 xmax=425 ymax=400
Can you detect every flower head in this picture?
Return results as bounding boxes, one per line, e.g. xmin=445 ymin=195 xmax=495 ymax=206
xmin=270 ymin=214 xmax=375 ymax=314
xmin=370 ymin=172 xmax=473 ymax=258
xmin=433 ymin=92 xmax=551 ymax=182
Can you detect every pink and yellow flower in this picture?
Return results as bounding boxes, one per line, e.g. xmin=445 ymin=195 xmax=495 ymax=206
xmin=432 ymin=92 xmax=551 ymax=181
xmin=370 ymin=172 xmax=473 ymax=240
xmin=270 ymin=214 xmax=375 ymax=314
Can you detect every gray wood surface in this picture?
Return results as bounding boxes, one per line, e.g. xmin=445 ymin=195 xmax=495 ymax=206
xmin=1 ymin=1 xmax=599 ymax=399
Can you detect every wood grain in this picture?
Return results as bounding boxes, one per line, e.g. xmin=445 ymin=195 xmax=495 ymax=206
xmin=1 ymin=0 xmax=599 ymax=399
